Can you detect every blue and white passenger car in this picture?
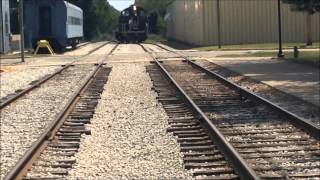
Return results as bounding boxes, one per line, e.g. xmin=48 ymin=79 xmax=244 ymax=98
xmin=24 ymin=0 xmax=83 ymax=51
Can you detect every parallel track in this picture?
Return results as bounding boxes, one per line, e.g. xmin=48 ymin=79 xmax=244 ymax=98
xmin=4 ymin=44 xmax=118 ymax=180
xmin=147 ymin=65 xmax=240 ymax=180
xmin=152 ymin=43 xmax=319 ymax=137
xmin=142 ymin=44 xmax=320 ymax=179
xmin=0 ymin=42 xmax=114 ymax=109
xmin=193 ymin=60 xmax=320 ymax=126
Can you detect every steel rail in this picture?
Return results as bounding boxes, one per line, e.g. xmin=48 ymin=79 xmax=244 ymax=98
xmin=76 ymin=42 xmax=90 ymax=48
xmin=0 ymin=64 xmax=73 ymax=109
xmin=4 ymin=43 xmax=118 ymax=180
xmin=0 ymin=41 xmax=114 ymax=110
xmin=141 ymin=44 xmax=260 ymax=180
xmin=188 ymin=60 xmax=320 ymax=139
xmin=85 ymin=41 xmax=112 ymax=56
xmin=154 ymin=43 xmax=320 ymax=140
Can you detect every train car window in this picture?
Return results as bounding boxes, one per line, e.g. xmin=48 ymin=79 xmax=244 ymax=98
xmin=68 ymin=16 xmax=81 ymax=25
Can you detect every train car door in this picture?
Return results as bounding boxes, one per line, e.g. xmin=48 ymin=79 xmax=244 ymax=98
xmin=39 ymin=6 xmax=51 ymax=36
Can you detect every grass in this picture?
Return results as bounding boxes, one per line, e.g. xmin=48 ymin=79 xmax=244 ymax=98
xmin=145 ymin=35 xmax=319 ymax=67
xmin=194 ymin=42 xmax=320 ymax=51
xmin=216 ymin=51 xmax=278 ymax=57
xmin=145 ymin=35 xmax=195 ymax=50
xmin=145 ymin=35 xmax=320 ymax=51
xmin=285 ymin=51 xmax=320 ymax=67
xmin=218 ymin=51 xmax=320 ymax=67
xmin=145 ymin=34 xmax=167 ymax=44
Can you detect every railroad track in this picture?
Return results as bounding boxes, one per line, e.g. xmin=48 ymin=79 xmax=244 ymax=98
xmin=152 ymin=44 xmax=320 ymax=125
xmin=147 ymin=65 xmax=240 ymax=179
xmin=193 ymin=60 xmax=320 ymax=126
xmin=3 ymin=44 xmax=118 ymax=180
xmin=83 ymin=41 xmax=113 ymax=56
xmin=75 ymin=42 xmax=90 ymax=49
xmin=0 ymin=42 xmax=116 ymax=109
xmin=142 ymin=44 xmax=320 ymax=179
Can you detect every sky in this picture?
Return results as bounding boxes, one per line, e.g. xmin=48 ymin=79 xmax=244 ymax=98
xmin=108 ymin=0 xmax=135 ymax=11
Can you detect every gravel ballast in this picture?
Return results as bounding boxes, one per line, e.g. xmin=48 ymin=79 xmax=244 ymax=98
xmin=67 ymin=63 xmax=192 ymax=179
xmin=0 ymin=66 xmax=59 ymax=98
xmin=196 ymin=60 xmax=320 ymax=126
xmin=0 ymin=65 xmax=94 ymax=179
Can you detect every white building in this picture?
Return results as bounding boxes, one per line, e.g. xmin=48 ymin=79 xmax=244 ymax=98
xmin=0 ymin=0 xmax=11 ymax=54
xmin=167 ymin=0 xmax=320 ymax=46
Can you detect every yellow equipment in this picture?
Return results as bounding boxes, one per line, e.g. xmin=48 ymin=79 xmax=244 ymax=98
xmin=34 ymin=40 xmax=55 ymax=55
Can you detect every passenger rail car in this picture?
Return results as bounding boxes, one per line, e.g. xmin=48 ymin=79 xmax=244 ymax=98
xmin=116 ymin=5 xmax=148 ymax=43
xmin=24 ymin=0 xmax=83 ymax=51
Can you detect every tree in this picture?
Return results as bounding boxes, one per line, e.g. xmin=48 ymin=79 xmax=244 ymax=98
xmin=135 ymin=0 xmax=173 ymax=34
xmin=282 ymin=0 xmax=320 ymax=45
xmin=135 ymin=0 xmax=173 ymax=17
xmin=282 ymin=0 xmax=320 ymax=14
xmin=66 ymin=0 xmax=119 ymax=40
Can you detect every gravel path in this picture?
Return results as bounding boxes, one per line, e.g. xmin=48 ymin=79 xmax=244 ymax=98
xmin=108 ymin=44 xmax=149 ymax=63
xmin=0 ymin=42 xmax=115 ymax=100
xmin=67 ymin=63 xmax=192 ymax=179
xmin=0 ymin=66 xmax=59 ymax=98
xmin=0 ymin=65 xmax=94 ymax=179
xmin=0 ymin=42 xmax=110 ymax=67
xmin=142 ymin=43 xmax=168 ymax=53
xmin=64 ymin=42 xmax=107 ymax=56
xmin=76 ymin=43 xmax=118 ymax=65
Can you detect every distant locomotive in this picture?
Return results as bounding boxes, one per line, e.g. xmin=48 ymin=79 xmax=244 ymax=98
xmin=116 ymin=5 xmax=148 ymax=43
xmin=24 ymin=0 xmax=83 ymax=51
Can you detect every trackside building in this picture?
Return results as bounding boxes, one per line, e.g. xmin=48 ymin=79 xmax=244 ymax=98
xmin=166 ymin=0 xmax=320 ymax=46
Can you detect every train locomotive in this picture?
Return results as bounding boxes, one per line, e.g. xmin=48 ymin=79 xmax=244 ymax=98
xmin=24 ymin=0 xmax=83 ymax=51
xmin=116 ymin=5 xmax=148 ymax=43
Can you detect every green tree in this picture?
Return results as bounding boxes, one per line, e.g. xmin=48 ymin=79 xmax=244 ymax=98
xmin=282 ymin=0 xmax=320 ymax=14
xmin=67 ymin=0 xmax=119 ymax=40
xmin=135 ymin=0 xmax=173 ymax=17
xmin=282 ymin=0 xmax=320 ymax=45
xmin=135 ymin=0 xmax=173 ymax=35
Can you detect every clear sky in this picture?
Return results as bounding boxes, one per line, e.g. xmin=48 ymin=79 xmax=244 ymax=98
xmin=108 ymin=0 xmax=135 ymax=11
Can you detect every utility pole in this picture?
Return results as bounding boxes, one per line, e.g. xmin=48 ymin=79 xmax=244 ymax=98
xmin=19 ymin=0 xmax=25 ymax=62
xmin=277 ymin=0 xmax=284 ymax=58
xmin=216 ymin=0 xmax=222 ymax=49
